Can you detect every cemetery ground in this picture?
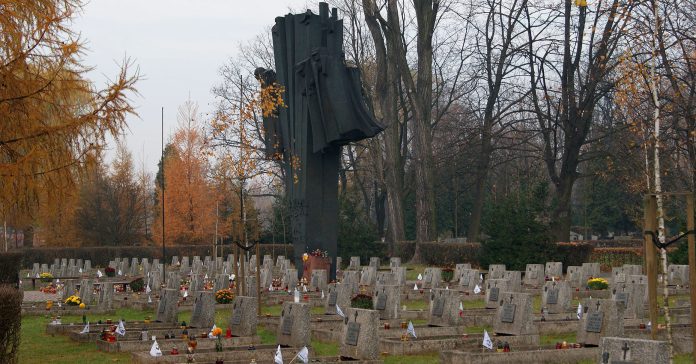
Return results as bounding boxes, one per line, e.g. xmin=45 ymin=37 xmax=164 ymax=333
xmin=18 ymin=258 xmax=696 ymax=363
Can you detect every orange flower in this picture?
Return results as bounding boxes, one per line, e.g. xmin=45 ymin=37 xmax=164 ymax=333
xmin=212 ymin=327 xmax=223 ymax=337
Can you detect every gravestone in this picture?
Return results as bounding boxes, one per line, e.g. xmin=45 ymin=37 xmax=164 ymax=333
xmin=488 ymin=264 xmax=506 ymax=279
xmin=310 ymin=269 xmax=328 ymax=292
xmin=130 ymin=258 xmax=139 ymax=276
xmin=261 ymin=268 xmax=274 ymax=290
xmin=667 ymin=264 xmax=689 ymax=286
xmin=189 ymin=274 xmax=203 ymax=292
xmin=258 ymin=2 xmax=383 ymax=281
xmin=622 ymin=264 xmax=642 ymax=276
xmin=155 ymin=288 xmax=179 ymax=325
xmin=428 ymin=288 xmax=461 ymax=326
xmin=276 ymin=256 xmax=286 ymax=267
xmin=422 ymin=267 xmax=442 ymax=289
xmin=171 ymin=256 xmax=179 ymax=266
xmin=31 ymin=263 xmax=40 ymax=277
xmin=78 ymin=279 xmax=94 ymax=304
xmin=542 ymin=281 xmax=571 ymax=314
xmin=369 ymin=257 xmax=380 ymax=268
xmin=190 ymin=291 xmax=215 ymax=328
xmin=458 ymin=269 xmax=478 ymax=292
xmin=576 ymin=298 xmax=625 ymax=346
xmin=612 ymin=267 xmax=627 ymax=286
xmin=283 ymin=269 xmax=298 ymax=290
xmin=68 ymin=258 xmax=75 ymax=268
xmin=340 ymin=308 xmax=379 ymax=360
xmin=376 ymin=272 xmax=397 ymax=286
xmin=348 ymin=257 xmax=360 ymax=270
xmin=612 ymin=282 xmax=646 ymax=319
xmin=373 ymin=284 xmax=400 ymax=320
xmin=332 ymin=282 xmax=353 ymax=314
xmin=277 ymin=302 xmax=311 ymax=347
xmin=581 ymin=263 xmax=600 ymax=283
xmin=493 ymin=292 xmax=538 ymax=336
xmin=485 ymin=279 xmax=509 ymax=309
xmin=63 ymin=280 xmax=77 ymax=297
xmin=342 ymin=271 xmax=360 ymax=295
xmin=149 ymin=271 xmax=161 ymax=292
xmin=599 ymin=337 xmax=669 ymax=364
xmin=502 ymin=270 xmax=522 ymax=292
xmin=391 ymin=267 xmax=406 ymax=286
xmin=325 ymin=283 xmax=340 ymax=314
xmin=228 ymin=296 xmax=258 ymax=337
xmin=359 ymin=266 xmax=376 ymax=286
xmin=166 ymin=272 xmax=180 ymax=289
xmin=524 ymin=264 xmax=545 ymax=287
xmin=566 ymin=266 xmax=582 ymax=287
xmin=245 ymin=276 xmax=258 ymax=297
xmin=98 ymin=282 xmax=114 ymax=309
xmin=389 ymin=257 xmax=401 ymax=268
xmin=335 ymin=257 xmax=342 ymax=275
xmin=83 ymin=260 xmax=92 ymax=272
xmin=454 ymin=264 xmax=472 ymax=280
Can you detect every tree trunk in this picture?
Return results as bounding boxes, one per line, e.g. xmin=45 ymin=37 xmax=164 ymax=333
xmin=550 ymin=176 xmax=574 ymax=242
xmin=468 ymin=142 xmax=492 ymax=242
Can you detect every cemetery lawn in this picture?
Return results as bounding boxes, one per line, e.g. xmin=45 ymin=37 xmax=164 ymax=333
xmin=405 ymin=264 xmax=428 ymax=280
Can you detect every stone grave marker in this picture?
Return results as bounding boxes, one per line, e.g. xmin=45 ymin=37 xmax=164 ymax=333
xmin=422 ymin=267 xmax=442 ymax=289
xmin=493 ymin=292 xmax=538 ymax=336
xmin=31 ymin=263 xmax=40 ymax=277
xmin=542 ymin=281 xmax=571 ymax=314
xmin=78 ymin=279 xmax=94 ymax=304
xmin=342 ymin=271 xmax=360 ymax=294
xmin=228 ymin=296 xmax=257 ymax=336
xmin=622 ymin=264 xmax=642 ymax=276
xmin=524 ymin=264 xmax=545 ymax=287
xmin=376 ymin=272 xmax=397 ymax=285
xmin=566 ymin=266 xmax=582 ymax=287
xmin=335 ymin=257 xmax=342 ymax=274
xmin=190 ymin=291 xmax=215 ymax=328
xmin=389 ymin=257 xmax=401 ymax=268
xmin=68 ymin=258 xmax=75 ymax=267
xmin=458 ymin=269 xmax=478 ymax=291
xmin=428 ymin=288 xmax=461 ymax=326
xmin=214 ymin=273 xmax=229 ymax=292
xmin=155 ymin=288 xmax=179 ymax=325
xmin=277 ymin=302 xmax=311 ymax=347
xmin=261 ymin=268 xmax=274 ymax=290
xmin=485 ymin=279 xmax=509 ymax=309
xmin=325 ymin=283 xmax=340 ymax=314
xmin=348 ymin=257 xmax=360 ymax=270
xmin=276 ymin=255 xmax=286 ymax=268
xmin=612 ymin=267 xmax=627 ymax=286
xmin=454 ymin=264 xmax=472 ymax=280
xmin=599 ymin=337 xmax=669 ymax=364
xmin=98 ymin=282 xmax=114 ymax=309
xmin=612 ymin=282 xmax=646 ymax=319
xmin=83 ymin=260 xmax=92 ymax=272
xmin=282 ymin=269 xmax=298 ymax=290
xmin=310 ymin=269 xmax=328 ymax=292
xmin=667 ymin=264 xmax=689 ymax=286
xmin=245 ymin=276 xmax=258 ymax=297
xmin=577 ymin=298 xmax=625 ymax=346
xmin=391 ymin=267 xmax=406 ymax=286
xmin=503 ymin=270 xmax=522 ymax=292
xmin=40 ymin=263 xmax=49 ymax=275
xmin=373 ymin=284 xmax=400 ymax=320
xmin=63 ymin=280 xmax=77 ymax=297
xmin=166 ymin=272 xmax=180 ymax=289
xmin=171 ymin=256 xmax=179 ymax=266
xmin=369 ymin=257 xmax=380 ymax=268
xmin=488 ymin=264 xmax=506 ymax=279
xmin=581 ymin=262 xmax=600 ymax=282
xmin=359 ymin=266 xmax=376 ymax=286
xmin=340 ymin=308 xmax=379 ymax=360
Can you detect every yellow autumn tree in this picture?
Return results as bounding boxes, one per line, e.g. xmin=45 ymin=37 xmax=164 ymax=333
xmin=153 ymin=100 xmax=216 ymax=246
xmin=0 ymin=0 xmax=139 ymax=244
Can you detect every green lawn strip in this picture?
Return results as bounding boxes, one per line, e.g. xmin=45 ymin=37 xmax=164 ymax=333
xmin=404 ymin=264 xmax=428 ymax=281
xmin=539 ymin=332 xmax=577 ymax=346
xmin=257 ymin=327 xmax=276 ymax=344
xmin=311 ymin=340 xmax=338 ymax=356
xmin=403 ymin=299 xmax=429 ymax=310
xmin=19 ymin=308 xmax=152 ymax=364
xmin=675 ymin=353 xmax=693 ymax=363
xmin=463 ymin=299 xmax=485 ymax=309
xmin=465 ymin=325 xmax=491 ymax=334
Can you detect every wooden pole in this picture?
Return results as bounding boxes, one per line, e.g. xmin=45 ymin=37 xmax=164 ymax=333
xmin=644 ymin=195 xmax=658 ymax=339
xmin=686 ymin=193 xmax=696 ymax=355
xmin=234 ymin=245 xmax=239 ymax=296
xmin=256 ymin=243 xmax=261 ymax=316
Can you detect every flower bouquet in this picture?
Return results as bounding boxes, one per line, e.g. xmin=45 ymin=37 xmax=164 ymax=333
xmin=40 ymin=283 xmax=57 ymax=294
xmin=39 ymin=272 xmax=54 ymax=283
xmin=105 ymin=267 xmax=116 ymax=277
xmin=215 ymin=289 xmax=234 ymax=304
xmin=65 ymin=295 xmax=82 ymax=306
xmin=586 ymin=277 xmax=608 ymax=290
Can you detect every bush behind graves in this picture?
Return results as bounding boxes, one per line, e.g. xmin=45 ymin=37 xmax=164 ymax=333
xmin=387 ymin=241 xmax=481 ymax=267
xmin=0 ymin=253 xmax=22 ymax=287
xmin=590 ymin=248 xmax=643 ymax=271
xmin=337 ymin=192 xmax=382 ymax=262
xmin=554 ymin=243 xmax=595 ymax=271
xmin=129 ymin=278 xmax=144 ymax=292
xmin=0 ymin=285 xmax=22 ymax=363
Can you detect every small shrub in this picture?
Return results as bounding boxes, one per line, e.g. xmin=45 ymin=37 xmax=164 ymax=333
xmin=586 ymin=278 xmax=608 ymax=290
xmin=441 ymin=268 xmax=454 ymax=282
xmin=105 ymin=267 xmax=116 ymax=277
xmin=130 ymin=278 xmax=144 ymax=292
xmin=0 ymin=253 xmax=22 ymax=287
xmin=0 ymin=285 xmax=22 ymax=363
xmin=350 ymin=293 xmax=373 ymax=309
xmin=64 ymin=295 xmax=82 ymax=306
xmin=39 ymin=272 xmax=53 ymax=283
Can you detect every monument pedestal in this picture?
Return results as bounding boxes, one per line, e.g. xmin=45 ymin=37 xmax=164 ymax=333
xmin=303 ymin=256 xmax=331 ymax=281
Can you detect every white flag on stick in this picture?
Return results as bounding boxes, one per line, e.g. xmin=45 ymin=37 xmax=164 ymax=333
xmin=417 ymin=273 xmax=423 ymax=281
xmin=482 ymin=330 xmax=493 ymax=349
xmin=336 ymin=305 xmax=345 ymax=318
xmin=297 ymin=346 xmax=309 ymax=363
xmin=473 ymin=284 xmax=481 ymax=294
xmin=406 ymin=321 xmax=417 ymax=338
xmin=80 ymin=322 xmax=90 ymax=334
xmin=577 ymin=304 xmax=583 ymax=320
xmin=150 ymin=340 xmax=162 ymax=357
xmin=116 ymin=320 xmax=126 ymax=336
xmin=413 ymin=283 xmax=418 ymax=290
xmin=274 ymin=345 xmax=283 ymax=364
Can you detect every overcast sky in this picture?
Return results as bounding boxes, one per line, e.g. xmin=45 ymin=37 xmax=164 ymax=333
xmin=73 ymin=0 xmax=310 ymax=174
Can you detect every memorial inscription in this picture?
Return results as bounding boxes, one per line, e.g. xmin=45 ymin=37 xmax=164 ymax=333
xmin=432 ymin=298 xmax=445 ymax=317
xmin=489 ymin=287 xmax=500 ymax=302
xmin=376 ymin=294 xmax=387 ymax=310
xmin=281 ymin=316 xmax=294 ymax=335
xmin=586 ymin=312 xmax=604 ymax=333
xmin=501 ymin=303 xmax=516 ymax=323
xmin=547 ymin=289 xmax=559 ymax=305
xmin=345 ymin=322 xmax=361 ymax=346
xmin=328 ymin=292 xmax=337 ymax=306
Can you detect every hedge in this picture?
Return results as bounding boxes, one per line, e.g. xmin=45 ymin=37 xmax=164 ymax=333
xmin=0 ymin=285 xmax=22 ymax=363
xmin=554 ymin=243 xmax=595 ymax=272
xmin=0 ymin=253 xmax=22 ymax=287
xmin=19 ymin=244 xmax=293 ymax=268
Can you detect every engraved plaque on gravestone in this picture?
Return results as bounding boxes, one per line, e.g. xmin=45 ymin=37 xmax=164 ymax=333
xmin=328 ymin=292 xmax=337 ymax=306
xmin=345 ymin=322 xmax=360 ymax=346
xmin=462 ymin=275 xmax=470 ymax=286
xmin=616 ymin=292 xmax=629 ymax=306
xmin=281 ymin=316 xmax=294 ymax=335
xmin=501 ymin=303 xmax=516 ymax=323
xmin=586 ymin=312 xmax=604 ymax=333
xmin=376 ymin=294 xmax=387 ymax=310
xmin=432 ymin=298 xmax=445 ymax=317
xmin=547 ymin=289 xmax=559 ymax=305
xmin=158 ymin=303 xmax=166 ymax=313
xmin=529 ymin=271 xmax=538 ymax=279
xmin=231 ymin=308 xmax=242 ymax=325
xmin=489 ymin=287 xmax=500 ymax=302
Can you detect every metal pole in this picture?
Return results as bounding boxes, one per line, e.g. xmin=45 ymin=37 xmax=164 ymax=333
xmin=256 ymin=242 xmax=261 ymax=315
xmin=234 ymin=244 xmax=239 ymax=295
xmin=686 ymin=193 xmax=696 ymax=355
xmin=162 ymin=106 xmax=166 ymax=286
xmin=644 ymin=195 xmax=658 ymax=339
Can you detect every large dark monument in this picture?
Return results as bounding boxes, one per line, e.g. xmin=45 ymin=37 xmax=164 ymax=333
xmin=256 ymin=2 xmax=383 ymax=280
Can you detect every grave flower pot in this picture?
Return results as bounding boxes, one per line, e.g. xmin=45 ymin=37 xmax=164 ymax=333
xmin=441 ymin=268 xmax=454 ymax=283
